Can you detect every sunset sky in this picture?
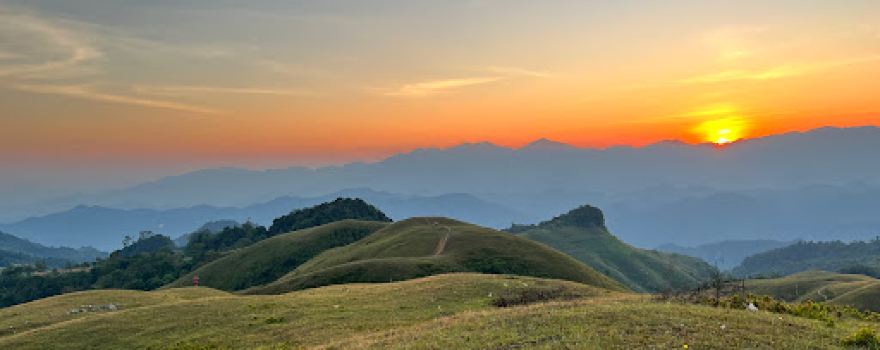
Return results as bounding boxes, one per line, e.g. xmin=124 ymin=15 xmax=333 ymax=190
xmin=2 ymin=0 xmax=880 ymax=197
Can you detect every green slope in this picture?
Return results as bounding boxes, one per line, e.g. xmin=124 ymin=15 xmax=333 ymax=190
xmin=0 ymin=274 xmax=862 ymax=349
xmin=168 ymin=220 xmax=388 ymax=291
xmin=248 ymin=217 xmax=626 ymax=294
xmin=744 ymin=270 xmax=880 ymax=311
xmin=511 ymin=205 xmax=717 ymax=292
xmin=733 ymin=240 xmax=880 ymax=278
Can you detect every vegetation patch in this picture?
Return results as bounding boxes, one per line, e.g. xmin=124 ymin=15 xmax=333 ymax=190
xmin=842 ymin=327 xmax=880 ymax=349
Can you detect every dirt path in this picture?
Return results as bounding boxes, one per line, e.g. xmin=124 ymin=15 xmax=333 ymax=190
xmin=433 ymin=227 xmax=451 ymax=256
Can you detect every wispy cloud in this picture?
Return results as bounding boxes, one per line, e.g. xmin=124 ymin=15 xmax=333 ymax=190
xmin=377 ymin=77 xmax=502 ymax=97
xmin=0 ymin=11 xmax=100 ymax=78
xmin=486 ymin=66 xmax=552 ymax=78
xmin=678 ymin=55 xmax=880 ymax=85
xmin=14 ymin=84 xmax=222 ymax=114
xmin=376 ymin=65 xmax=550 ymax=98
xmin=134 ymin=85 xmax=316 ymax=97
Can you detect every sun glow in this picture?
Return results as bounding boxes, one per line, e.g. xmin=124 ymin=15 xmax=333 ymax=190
xmin=693 ymin=118 xmax=749 ymax=145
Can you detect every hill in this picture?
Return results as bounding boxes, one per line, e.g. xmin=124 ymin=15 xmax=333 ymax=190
xmin=169 ymin=220 xmax=389 ymax=291
xmin=733 ymin=239 xmax=880 ymax=278
xmin=657 ymin=239 xmax=795 ymax=270
xmin=267 ymin=197 xmax=391 ymax=234
xmin=0 ymin=189 xmax=519 ymax=250
xmin=0 ymin=273 xmax=863 ymax=349
xmin=742 ymin=270 xmax=880 ymax=312
xmin=0 ymin=231 xmax=105 ymax=268
xmin=509 ymin=205 xmax=717 ymax=292
xmin=248 ymin=217 xmax=625 ymax=294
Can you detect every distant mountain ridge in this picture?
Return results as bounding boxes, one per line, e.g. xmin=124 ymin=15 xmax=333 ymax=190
xmin=0 ymin=231 xmax=105 ymax=268
xmin=0 ymin=189 xmax=521 ymax=250
xmin=657 ymin=240 xmax=796 ymax=270
xmin=21 ymin=126 xmax=880 ymax=212
xmin=5 ymin=126 xmax=880 ymax=249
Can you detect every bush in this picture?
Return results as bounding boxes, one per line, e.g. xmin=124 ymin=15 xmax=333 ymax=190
xmin=842 ymin=327 xmax=880 ymax=349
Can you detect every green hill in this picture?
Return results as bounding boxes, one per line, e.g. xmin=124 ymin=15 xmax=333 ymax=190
xmin=733 ymin=239 xmax=880 ymax=278
xmin=267 ymin=197 xmax=391 ymax=234
xmin=743 ymin=270 xmax=880 ymax=311
xmin=509 ymin=205 xmax=717 ymax=292
xmin=0 ymin=274 xmax=863 ymax=349
xmin=169 ymin=220 xmax=389 ymax=291
xmin=248 ymin=217 xmax=625 ymax=294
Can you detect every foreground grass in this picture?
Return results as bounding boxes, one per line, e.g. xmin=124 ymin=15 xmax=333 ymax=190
xmin=1 ymin=273 xmax=876 ymax=349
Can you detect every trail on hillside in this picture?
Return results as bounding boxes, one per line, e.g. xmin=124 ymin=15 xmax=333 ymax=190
xmin=433 ymin=227 xmax=451 ymax=256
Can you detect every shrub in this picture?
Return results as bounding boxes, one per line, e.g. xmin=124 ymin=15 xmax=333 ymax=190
xmin=841 ymin=327 xmax=880 ymax=349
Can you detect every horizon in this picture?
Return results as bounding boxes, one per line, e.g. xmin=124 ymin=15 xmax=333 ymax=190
xmin=3 ymin=2 xmax=880 ymax=181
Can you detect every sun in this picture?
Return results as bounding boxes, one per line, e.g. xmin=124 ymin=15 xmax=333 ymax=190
xmin=692 ymin=118 xmax=748 ymax=145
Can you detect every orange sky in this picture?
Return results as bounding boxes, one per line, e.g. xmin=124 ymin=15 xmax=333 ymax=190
xmin=1 ymin=1 xmax=880 ymax=168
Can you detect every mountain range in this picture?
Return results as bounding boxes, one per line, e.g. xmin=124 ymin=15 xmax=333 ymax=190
xmin=3 ymin=126 xmax=880 ymax=250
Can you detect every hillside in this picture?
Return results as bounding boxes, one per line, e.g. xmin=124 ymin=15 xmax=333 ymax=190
xmin=1 ymin=189 xmax=519 ymax=250
xmin=248 ymin=217 xmax=625 ymax=294
xmin=509 ymin=205 xmax=717 ymax=292
xmin=657 ymin=239 xmax=795 ymax=270
xmin=733 ymin=239 xmax=880 ymax=278
xmin=169 ymin=220 xmax=389 ymax=290
xmin=0 ymin=231 xmax=105 ymax=268
xmin=742 ymin=270 xmax=880 ymax=312
xmin=0 ymin=274 xmax=862 ymax=349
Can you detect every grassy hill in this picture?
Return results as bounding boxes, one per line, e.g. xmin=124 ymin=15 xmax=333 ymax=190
xmin=510 ymin=205 xmax=717 ymax=292
xmin=247 ymin=217 xmax=625 ymax=294
xmin=0 ymin=273 xmax=867 ymax=349
xmin=733 ymin=239 xmax=880 ymax=278
xmin=743 ymin=270 xmax=880 ymax=311
xmin=168 ymin=220 xmax=389 ymax=290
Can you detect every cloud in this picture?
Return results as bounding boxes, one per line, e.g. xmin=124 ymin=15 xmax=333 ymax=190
xmin=376 ymin=65 xmax=549 ymax=98
xmin=14 ymin=84 xmax=222 ymax=114
xmin=486 ymin=66 xmax=552 ymax=78
xmin=377 ymin=77 xmax=503 ymax=97
xmin=0 ymin=11 xmax=101 ymax=78
xmin=134 ymin=85 xmax=316 ymax=97
xmin=678 ymin=55 xmax=880 ymax=85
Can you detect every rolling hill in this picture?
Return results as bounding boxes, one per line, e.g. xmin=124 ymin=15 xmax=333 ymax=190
xmin=0 ymin=274 xmax=860 ymax=349
xmin=0 ymin=189 xmax=520 ymax=250
xmin=733 ymin=239 xmax=880 ymax=278
xmin=168 ymin=220 xmax=389 ymax=291
xmin=743 ymin=270 xmax=880 ymax=312
xmin=509 ymin=205 xmax=717 ymax=292
xmin=247 ymin=217 xmax=625 ymax=294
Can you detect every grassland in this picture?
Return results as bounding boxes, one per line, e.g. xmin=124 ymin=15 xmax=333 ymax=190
xmin=247 ymin=217 xmax=624 ymax=294
xmin=1 ymin=273 xmax=875 ymax=349
xmin=512 ymin=206 xmax=716 ymax=292
xmin=744 ymin=270 xmax=880 ymax=311
xmin=168 ymin=220 xmax=389 ymax=291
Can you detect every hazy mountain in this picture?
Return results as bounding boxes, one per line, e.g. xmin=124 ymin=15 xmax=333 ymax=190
xmin=0 ymin=189 xmax=521 ymax=250
xmin=656 ymin=240 xmax=796 ymax=270
xmin=14 ymin=126 xmax=879 ymax=215
xmin=0 ymin=231 xmax=105 ymax=268
xmin=5 ymin=126 xmax=880 ymax=249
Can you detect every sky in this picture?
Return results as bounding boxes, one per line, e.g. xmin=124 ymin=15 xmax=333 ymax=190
xmin=1 ymin=0 xmax=880 ymax=202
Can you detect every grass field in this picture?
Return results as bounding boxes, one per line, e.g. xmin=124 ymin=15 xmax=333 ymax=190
xmin=1 ymin=273 xmax=876 ymax=349
xmin=247 ymin=217 xmax=624 ymax=294
xmin=168 ymin=220 xmax=389 ymax=291
xmin=515 ymin=223 xmax=716 ymax=292
xmin=744 ymin=270 xmax=880 ymax=311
